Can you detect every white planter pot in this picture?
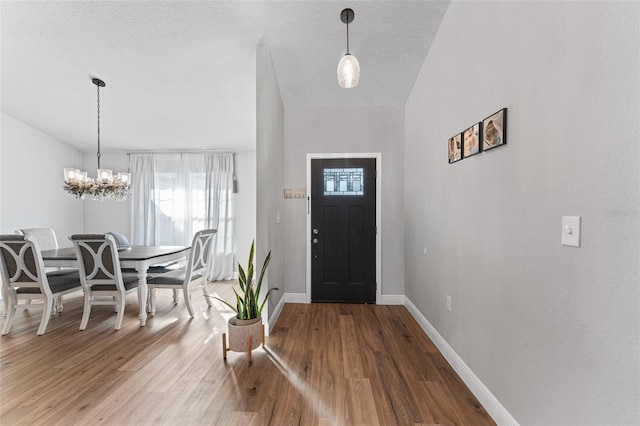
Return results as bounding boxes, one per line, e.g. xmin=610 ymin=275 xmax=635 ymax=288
xmin=223 ymin=316 xmax=264 ymax=362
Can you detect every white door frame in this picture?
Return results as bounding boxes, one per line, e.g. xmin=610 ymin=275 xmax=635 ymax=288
xmin=305 ymin=153 xmax=382 ymax=304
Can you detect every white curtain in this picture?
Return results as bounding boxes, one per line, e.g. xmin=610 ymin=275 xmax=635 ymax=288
xmin=204 ymin=154 xmax=235 ymax=280
xmin=130 ymin=154 xmax=157 ymax=245
xmin=129 ymin=153 xmax=235 ymax=280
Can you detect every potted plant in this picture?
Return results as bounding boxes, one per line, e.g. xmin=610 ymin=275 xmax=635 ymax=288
xmin=214 ymin=240 xmax=278 ymax=361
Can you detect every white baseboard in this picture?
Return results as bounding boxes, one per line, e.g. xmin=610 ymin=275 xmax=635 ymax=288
xmin=404 ymin=297 xmax=519 ymax=426
xmin=285 ymin=292 xmax=309 ymax=304
xmin=268 ymin=293 xmax=287 ymax=335
xmin=378 ymin=294 xmax=404 ymax=305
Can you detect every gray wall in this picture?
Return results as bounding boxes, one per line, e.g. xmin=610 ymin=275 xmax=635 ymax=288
xmin=0 ymin=112 xmax=84 ymax=243
xmin=256 ymin=45 xmax=285 ymax=317
xmin=283 ymin=106 xmax=405 ymax=296
xmin=404 ymin=2 xmax=639 ymax=424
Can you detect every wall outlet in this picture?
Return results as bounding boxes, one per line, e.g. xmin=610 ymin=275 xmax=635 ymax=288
xmin=446 ymin=295 xmax=452 ymax=312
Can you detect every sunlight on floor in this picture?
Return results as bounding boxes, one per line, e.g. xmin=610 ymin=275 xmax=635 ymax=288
xmin=264 ymin=346 xmax=337 ymax=425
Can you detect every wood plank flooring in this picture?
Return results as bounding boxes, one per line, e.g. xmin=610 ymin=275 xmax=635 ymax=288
xmin=0 ymin=282 xmax=494 ymax=425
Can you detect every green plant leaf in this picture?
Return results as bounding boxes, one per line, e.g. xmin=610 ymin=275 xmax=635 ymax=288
xmin=225 ymin=239 xmax=280 ymax=320
xmin=254 ymin=250 xmax=271 ymax=303
xmin=237 ymin=263 xmax=246 ymax=292
xmin=209 ymin=296 xmax=239 ymax=314
xmin=258 ymin=287 xmax=280 ymax=315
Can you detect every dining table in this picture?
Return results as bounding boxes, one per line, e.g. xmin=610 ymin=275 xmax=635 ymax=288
xmin=41 ymin=245 xmax=190 ymax=326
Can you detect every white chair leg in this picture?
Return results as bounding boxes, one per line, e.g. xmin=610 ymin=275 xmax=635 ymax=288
xmin=1 ymin=294 xmax=17 ymax=335
xmin=114 ymin=297 xmax=126 ymax=331
xmin=2 ymin=286 xmax=8 ymax=316
xmin=183 ymin=286 xmax=194 ymax=318
xmin=55 ymin=295 xmax=63 ymax=313
xmin=150 ymin=287 xmax=156 ymax=316
xmin=172 ymin=289 xmax=179 ymax=304
xmin=38 ymin=297 xmax=54 ymax=335
xmin=23 ymin=299 xmax=32 ymax=311
xmin=202 ymin=280 xmax=213 ymax=307
xmin=79 ymin=294 xmax=92 ymax=330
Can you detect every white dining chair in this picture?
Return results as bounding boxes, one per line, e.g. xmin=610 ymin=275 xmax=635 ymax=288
xmin=14 ymin=228 xmax=78 ymax=314
xmin=0 ymin=234 xmax=82 ymax=335
xmin=70 ymin=234 xmax=141 ymax=331
xmin=147 ymin=229 xmax=217 ymax=317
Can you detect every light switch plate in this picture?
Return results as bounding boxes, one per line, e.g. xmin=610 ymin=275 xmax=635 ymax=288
xmin=561 ymin=216 xmax=581 ymax=247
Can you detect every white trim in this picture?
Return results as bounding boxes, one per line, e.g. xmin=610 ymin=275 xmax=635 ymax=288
xmin=305 ymin=153 xmax=382 ymax=304
xmin=378 ymin=294 xmax=404 ymax=305
xmin=268 ymin=294 xmax=287 ymax=335
xmin=404 ymin=297 xmax=519 ymax=426
xmin=285 ymin=292 xmax=308 ymax=304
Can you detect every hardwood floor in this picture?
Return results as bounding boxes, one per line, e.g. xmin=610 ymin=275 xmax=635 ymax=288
xmin=0 ymin=282 xmax=494 ymax=425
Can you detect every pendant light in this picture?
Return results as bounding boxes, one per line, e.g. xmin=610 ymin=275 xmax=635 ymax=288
xmin=63 ymin=78 xmax=131 ymax=201
xmin=337 ymin=8 xmax=360 ymax=89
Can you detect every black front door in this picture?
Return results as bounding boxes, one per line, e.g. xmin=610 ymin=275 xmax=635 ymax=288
xmin=311 ymin=158 xmax=376 ymax=303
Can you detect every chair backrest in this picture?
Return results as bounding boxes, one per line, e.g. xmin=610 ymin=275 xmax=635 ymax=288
xmin=185 ymin=229 xmax=217 ymax=281
xmin=15 ymin=228 xmax=59 ymax=251
xmin=70 ymin=234 xmax=125 ymax=291
xmin=0 ymin=234 xmax=50 ymax=294
xmin=105 ymin=231 xmax=131 ymax=251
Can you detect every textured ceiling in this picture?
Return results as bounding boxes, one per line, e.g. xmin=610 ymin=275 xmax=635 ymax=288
xmin=1 ymin=1 xmax=449 ymax=152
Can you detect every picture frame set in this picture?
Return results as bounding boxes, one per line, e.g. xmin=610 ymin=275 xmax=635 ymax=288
xmin=448 ymin=108 xmax=507 ymax=164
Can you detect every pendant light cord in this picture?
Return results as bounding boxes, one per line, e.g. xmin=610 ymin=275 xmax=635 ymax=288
xmin=96 ymin=83 xmax=101 ymax=169
xmin=346 ymin=19 xmax=350 ymax=54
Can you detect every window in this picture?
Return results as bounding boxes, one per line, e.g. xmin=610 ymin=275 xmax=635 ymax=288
xmin=323 ymin=167 xmax=364 ymax=196
xmin=130 ymin=153 xmax=235 ymax=280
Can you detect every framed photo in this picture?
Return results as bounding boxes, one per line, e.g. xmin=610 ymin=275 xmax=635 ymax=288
xmin=482 ymin=108 xmax=507 ymax=151
xmin=463 ymin=122 xmax=481 ymax=158
xmin=448 ymin=133 xmax=462 ymax=164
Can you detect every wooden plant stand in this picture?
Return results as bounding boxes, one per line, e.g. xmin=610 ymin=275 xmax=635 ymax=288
xmin=222 ymin=317 xmax=265 ymax=364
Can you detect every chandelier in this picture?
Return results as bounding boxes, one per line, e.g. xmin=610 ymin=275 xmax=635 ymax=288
xmin=63 ymin=78 xmax=131 ymax=201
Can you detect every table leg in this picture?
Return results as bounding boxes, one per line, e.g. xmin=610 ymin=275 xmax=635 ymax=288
xmin=136 ymin=268 xmax=148 ymax=326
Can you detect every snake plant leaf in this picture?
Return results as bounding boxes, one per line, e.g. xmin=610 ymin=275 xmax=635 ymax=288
xmin=258 ymin=286 xmax=279 ymax=315
xmin=237 ymin=263 xmax=246 ymax=292
xmin=210 ymin=296 xmax=239 ymax=314
xmin=254 ymin=250 xmax=271 ymax=304
xmin=221 ymin=239 xmax=280 ymax=321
